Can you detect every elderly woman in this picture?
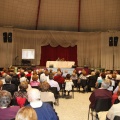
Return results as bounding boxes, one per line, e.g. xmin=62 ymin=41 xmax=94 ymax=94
xmin=12 ymin=81 xmax=29 ymax=107
xmin=30 ymin=74 xmax=40 ymax=88
xmin=0 ymin=90 xmax=20 ymax=120
xmin=40 ymin=81 xmax=55 ymax=103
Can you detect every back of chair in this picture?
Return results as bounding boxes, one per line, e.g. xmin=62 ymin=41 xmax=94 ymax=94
xmin=114 ymin=116 xmax=120 ymax=120
xmin=49 ymin=87 xmax=59 ymax=99
xmin=95 ymin=98 xmax=112 ymax=112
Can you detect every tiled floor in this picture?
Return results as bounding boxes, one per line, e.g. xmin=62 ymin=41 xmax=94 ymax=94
xmin=54 ymin=90 xmax=108 ymax=120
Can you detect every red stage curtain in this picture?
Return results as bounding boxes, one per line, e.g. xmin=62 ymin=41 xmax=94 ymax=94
xmin=40 ymin=45 xmax=77 ymax=66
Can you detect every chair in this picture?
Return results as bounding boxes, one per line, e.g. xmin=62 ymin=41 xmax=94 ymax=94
xmin=114 ymin=116 xmax=120 ymax=120
xmin=87 ymin=76 xmax=97 ymax=91
xmin=49 ymin=87 xmax=59 ymax=105
xmin=31 ymin=86 xmax=40 ymax=90
xmin=88 ymin=98 xmax=112 ymax=120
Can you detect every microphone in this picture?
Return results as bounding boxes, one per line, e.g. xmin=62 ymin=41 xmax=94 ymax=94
xmin=15 ymin=56 xmax=18 ymax=59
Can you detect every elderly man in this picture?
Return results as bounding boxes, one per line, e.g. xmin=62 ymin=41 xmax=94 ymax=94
xmin=27 ymin=88 xmax=59 ymax=120
xmin=89 ymin=79 xmax=112 ymax=109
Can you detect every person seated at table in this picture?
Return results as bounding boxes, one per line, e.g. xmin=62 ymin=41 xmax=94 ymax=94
xmin=61 ymin=58 xmax=65 ymax=61
xmin=56 ymin=57 xmax=60 ymax=61
xmin=0 ymin=90 xmax=20 ymax=120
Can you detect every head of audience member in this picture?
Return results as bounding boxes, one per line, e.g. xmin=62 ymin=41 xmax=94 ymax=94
xmin=27 ymin=88 xmax=41 ymax=102
xmin=100 ymin=72 xmax=106 ymax=79
xmin=15 ymin=106 xmax=37 ymax=120
xmin=66 ymin=74 xmax=71 ymax=80
xmin=40 ymin=73 xmax=47 ymax=82
xmin=20 ymin=72 xmax=25 ymax=77
xmin=57 ymin=68 xmax=61 ymax=72
xmin=57 ymin=71 xmax=62 ymax=76
xmin=2 ymin=68 xmax=8 ymax=73
xmin=2 ymin=73 xmax=7 ymax=78
xmin=91 ymin=71 xmax=95 ymax=76
xmin=95 ymin=70 xmax=100 ymax=77
xmin=27 ymin=70 xmax=32 ymax=74
xmin=101 ymin=79 xmax=110 ymax=89
xmin=112 ymin=73 xmax=116 ymax=79
xmin=32 ymin=74 xmax=39 ymax=81
xmin=5 ymin=75 xmax=12 ymax=84
xmin=39 ymin=81 xmax=50 ymax=92
xmin=82 ymin=70 xmax=87 ymax=76
xmin=44 ymin=70 xmax=49 ymax=76
xmin=0 ymin=90 xmax=12 ymax=108
xmin=49 ymin=73 xmax=54 ymax=80
xmin=19 ymin=81 xmax=28 ymax=91
xmin=72 ymin=72 xmax=76 ymax=76
xmin=0 ymin=80 xmax=3 ymax=90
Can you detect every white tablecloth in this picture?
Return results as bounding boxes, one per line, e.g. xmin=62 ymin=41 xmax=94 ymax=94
xmin=46 ymin=61 xmax=75 ymax=68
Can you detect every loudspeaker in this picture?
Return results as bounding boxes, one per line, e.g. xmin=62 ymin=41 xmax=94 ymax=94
xmin=114 ymin=36 xmax=118 ymax=46
xmin=8 ymin=32 xmax=12 ymax=42
xmin=3 ymin=32 xmax=7 ymax=42
xmin=109 ymin=37 xmax=113 ymax=46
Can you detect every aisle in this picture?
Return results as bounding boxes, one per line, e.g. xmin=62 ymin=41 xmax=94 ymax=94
xmin=54 ymin=92 xmax=108 ymax=120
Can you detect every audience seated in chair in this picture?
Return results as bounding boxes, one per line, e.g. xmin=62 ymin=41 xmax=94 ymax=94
xmin=111 ymin=83 xmax=120 ymax=105
xmin=39 ymin=81 xmax=55 ymax=104
xmin=12 ymin=81 xmax=29 ymax=107
xmin=49 ymin=73 xmax=60 ymax=105
xmin=15 ymin=106 xmax=37 ymax=120
xmin=49 ymin=73 xmax=60 ymax=92
xmin=2 ymin=75 xmax=17 ymax=96
xmin=89 ymin=78 xmax=112 ymax=109
xmin=71 ymin=72 xmax=78 ymax=88
xmin=54 ymin=71 xmax=65 ymax=90
xmin=78 ymin=70 xmax=88 ymax=92
xmin=30 ymin=74 xmax=40 ymax=88
xmin=106 ymin=96 xmax=120 ymax=120
xmin=95 ymin=72 xmax=106 ymax=88
xmin=27 ymin=88 xmax=59 ymax=120
xmin=0 ymin=90 xmax=20 ymax=120
xmin=87 ymin=71 xmax=97 ymax=92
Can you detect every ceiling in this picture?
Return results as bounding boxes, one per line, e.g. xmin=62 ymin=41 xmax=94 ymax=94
xmin=0 ymin=0 xmax=120 ymax=32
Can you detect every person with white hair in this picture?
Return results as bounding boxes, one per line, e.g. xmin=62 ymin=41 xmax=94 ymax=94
xmin=89 ymin=79 xmax=112 ymax=109
xmin=27 ymin=88 xmax=59 ymax=120
xmin=0 ymin=90 xmax=20 ymax=120
xmin=106 ymin=95 xmax=120 ymax=120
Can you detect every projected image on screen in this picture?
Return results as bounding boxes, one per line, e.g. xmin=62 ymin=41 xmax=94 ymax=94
xmin=22 ymin=49 xmax=35 ymax=59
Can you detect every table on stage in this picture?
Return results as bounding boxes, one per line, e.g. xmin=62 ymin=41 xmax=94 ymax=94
xmin=46 ymin=61 xmax=75 ymax=68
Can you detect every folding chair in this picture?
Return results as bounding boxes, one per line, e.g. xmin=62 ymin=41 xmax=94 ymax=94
xmin=88 ymin=98 xmax=112 ymax=120
xmin=49 ymin=87 xmax=59 ymax=105
xmin=114 ymin=116 xmax=120 ymax=120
